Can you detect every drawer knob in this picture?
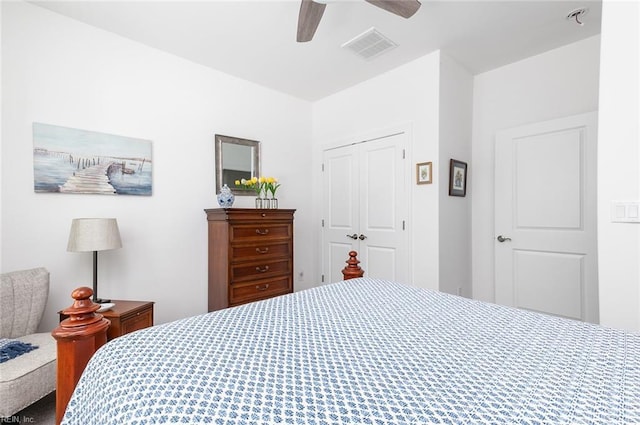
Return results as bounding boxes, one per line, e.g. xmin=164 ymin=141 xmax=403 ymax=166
xmin=256 ymin=283 xmax=270 ymax=291
xmin=256 ymin=265 xmax=270 ymax=273
xmin=255 ymin=228 xmax=270 ymax=235
xmin=256 ymin=247 xmax=269 ymax=254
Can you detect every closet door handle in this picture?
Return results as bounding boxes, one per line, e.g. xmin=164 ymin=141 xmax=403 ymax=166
xmin=346 ymin=234 xmax=358 ymax=240
xmin=358 ymin=234 xmax=367 ymax=240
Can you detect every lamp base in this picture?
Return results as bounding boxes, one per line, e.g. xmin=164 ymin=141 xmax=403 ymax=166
xmin=93 ymin=297 xmax=111 ymax=304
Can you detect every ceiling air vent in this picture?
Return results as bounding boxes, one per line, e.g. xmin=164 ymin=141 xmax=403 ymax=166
xmin=341 ymin=27 xmax=397 ymax=60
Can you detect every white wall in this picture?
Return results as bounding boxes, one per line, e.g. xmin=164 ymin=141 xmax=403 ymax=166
xmin=471 ymin=36 xmax=601 ymax=303
xmin=438 ymin=54 xmax=473 ymax=297
xmin=597 ymin=0 xmax=639 ymax=331
xmin=1 ymin=1 xmax=313 ymax=332
xmin=312 ymin=52 xmax=441 ymax=289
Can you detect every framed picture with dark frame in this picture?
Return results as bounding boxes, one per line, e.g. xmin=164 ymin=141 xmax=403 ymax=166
xmin=449 ymin=159 xmax=468 ymax=197
xmin=416 ymin=161 xmax=432 ymax=185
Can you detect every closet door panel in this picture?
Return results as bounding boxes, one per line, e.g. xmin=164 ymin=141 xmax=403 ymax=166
xmin=322 ymin=145 xmax=359 ymax=283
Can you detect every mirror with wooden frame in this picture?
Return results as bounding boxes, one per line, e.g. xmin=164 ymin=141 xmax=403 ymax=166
xmin=215 ymin=134 xmax=260 ymax=195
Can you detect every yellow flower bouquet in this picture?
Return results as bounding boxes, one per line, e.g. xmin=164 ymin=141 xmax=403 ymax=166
xmin=235 ymin=176 xmax=280 ymax=209
xmin=265 ymin=177 xmax=281 ymax=198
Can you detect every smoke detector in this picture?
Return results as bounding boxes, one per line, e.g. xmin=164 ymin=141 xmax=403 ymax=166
xmin=341 ymin=27 xmax=397 ymax=60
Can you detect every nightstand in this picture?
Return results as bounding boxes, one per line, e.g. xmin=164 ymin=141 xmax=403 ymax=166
xmin=59 ymin=299 xmax=154 ymax=341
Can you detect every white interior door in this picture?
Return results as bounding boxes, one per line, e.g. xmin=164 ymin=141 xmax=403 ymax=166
xmin=322 ymin=133 xmax=408 ymax=283
xmin=495 ymin=112 xmax=598 ymax=322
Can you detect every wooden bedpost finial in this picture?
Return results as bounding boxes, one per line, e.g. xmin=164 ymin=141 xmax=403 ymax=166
xmin=342 ymin=250 xmax=364 ymax=280
xmin=52 ymin=287 xmax=110 ymax=425
xmin=57 ymin=286 xmax=103 ymax=329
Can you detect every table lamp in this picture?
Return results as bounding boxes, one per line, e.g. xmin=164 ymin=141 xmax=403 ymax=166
xmin=67 ymin=218 xmax=122 ymax=304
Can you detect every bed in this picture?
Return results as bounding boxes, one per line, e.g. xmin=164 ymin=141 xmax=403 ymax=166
xmin=60 ymin=278 xmax=640 ymax=424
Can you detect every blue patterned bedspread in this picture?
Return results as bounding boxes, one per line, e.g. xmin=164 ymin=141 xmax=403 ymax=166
xmin=62 ymin=278 xmax=640 ymax=424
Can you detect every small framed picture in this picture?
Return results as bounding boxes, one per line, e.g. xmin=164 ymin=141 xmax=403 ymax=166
xmin=416 ymin=162 xmax=432 ymax=185
xmin=449 ymin=159 xmax=468 ymax=197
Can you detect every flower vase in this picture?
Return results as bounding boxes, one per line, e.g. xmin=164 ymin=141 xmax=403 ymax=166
xmin=270 ymin=198 xmax=278 ymax=209
xmin=217 ymin=184 xmax=234 ymax=208
xmin=255 ymin=197 xmax=264 ymax=209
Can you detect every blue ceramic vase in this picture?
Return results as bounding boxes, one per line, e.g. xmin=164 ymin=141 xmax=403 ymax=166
xmin=217 ymin=184 xmax=235 ymax=208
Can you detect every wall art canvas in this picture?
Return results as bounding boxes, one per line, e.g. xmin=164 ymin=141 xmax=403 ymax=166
xmin=33 ymin=123 xmax=152 ymax=196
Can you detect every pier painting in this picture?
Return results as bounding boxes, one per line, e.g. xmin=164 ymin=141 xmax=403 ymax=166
xmin=33 ymin=123 xmax=152 ymax=196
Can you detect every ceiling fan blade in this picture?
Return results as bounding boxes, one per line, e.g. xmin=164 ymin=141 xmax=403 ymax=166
xmin=297 ymin=0 xmax=327 ymax=42
xmin=365 ymin=0 xmax=421 ymax=19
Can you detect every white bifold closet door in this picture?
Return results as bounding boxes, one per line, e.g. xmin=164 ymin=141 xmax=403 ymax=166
xmin=322 ymin=132 xmax=408 ymax=284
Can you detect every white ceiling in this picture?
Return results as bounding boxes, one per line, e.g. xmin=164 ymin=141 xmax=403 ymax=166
xmin=31 ymin=0 xmax=602 ymax=101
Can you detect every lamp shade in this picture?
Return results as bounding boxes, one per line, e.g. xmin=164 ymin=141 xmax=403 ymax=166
xmin=67 ymin=218 xmax=122 ymax=252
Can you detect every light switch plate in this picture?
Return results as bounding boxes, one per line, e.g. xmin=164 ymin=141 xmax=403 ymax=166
xmin=611 ymin=201 xmax=640 ymax=223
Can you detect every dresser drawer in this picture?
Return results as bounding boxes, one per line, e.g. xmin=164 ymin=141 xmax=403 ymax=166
xmin=230 ymin=224 xmax=292 ymax=241
xmin=230 ymin=276 xmax=292 ymax=305
xmin=231 ymin=258 xmax=291 ymax=282
xmin=225 ymin=210 xmax=296 ymax=222
xmin=120 ymin=308 xmax=153 ymax=335
xmin=231 ymin=241 xmax=291 ymax=261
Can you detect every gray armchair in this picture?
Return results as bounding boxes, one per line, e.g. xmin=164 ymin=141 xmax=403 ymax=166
xmin=0 ymin=267 xmax=56 ymax=417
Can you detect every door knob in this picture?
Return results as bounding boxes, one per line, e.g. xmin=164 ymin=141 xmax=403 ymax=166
xmin=346 ymin=234 xmax=358 ymax=240
xmin=358 ymin=234 xmax=367 ymax=240
xmin=497 ymin=235 xmax=512 ymax=242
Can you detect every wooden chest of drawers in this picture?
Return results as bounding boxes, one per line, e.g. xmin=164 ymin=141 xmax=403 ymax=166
xmin=205 ymin=208 xmax=295 ymax=311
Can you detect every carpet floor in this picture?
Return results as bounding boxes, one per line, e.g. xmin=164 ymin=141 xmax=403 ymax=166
xmin=6 ymin=392 xmax=56 ymax=424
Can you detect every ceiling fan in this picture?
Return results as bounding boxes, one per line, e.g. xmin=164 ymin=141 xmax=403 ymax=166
xmin=297 ymin=0 xmax=422 ymax=42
